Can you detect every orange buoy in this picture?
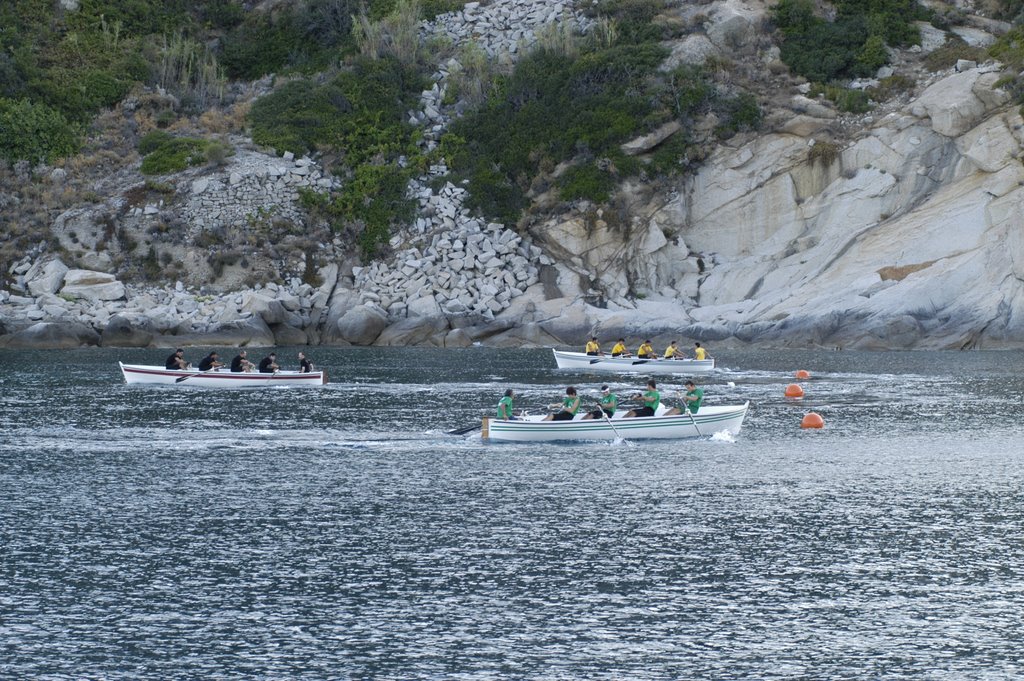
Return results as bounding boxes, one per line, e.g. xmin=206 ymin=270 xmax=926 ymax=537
xmin=801 ymin=412 xmax=824 ymax=429
xmin=784 ymin=383 xmax=804 ymax=398
xmin=795 ymin=369 xmax=811 ymax=379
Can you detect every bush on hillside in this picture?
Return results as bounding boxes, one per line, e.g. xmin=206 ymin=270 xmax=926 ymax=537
xmin=138 ymin=131 xmax=227 ymax=175
xmin=0 ymin=98 xmax=80 ymax=164
xmin=772 ymin=0 xmax=923 ymax=83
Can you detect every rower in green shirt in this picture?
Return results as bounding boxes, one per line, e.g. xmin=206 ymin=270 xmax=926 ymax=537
xmin=497 ymin=388 xmax=516 ymax=420
xmin=543 ymin=386 xmax=580 ymax=421
xmin=683 ymin=380 xmax=703 ymax=413
xmin=624 ymin=380 xmax=660 ymax=417
xmin=584 ymin=385 xmax=618 ymax=419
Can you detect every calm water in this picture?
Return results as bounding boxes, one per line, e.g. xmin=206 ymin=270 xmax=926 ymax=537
xmin=2 ymin=347 xmax=1024 ymax=679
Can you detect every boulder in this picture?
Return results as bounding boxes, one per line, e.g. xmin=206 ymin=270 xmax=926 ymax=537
xmin=100 ymin=314 xmax=156 ymax=347
xmin=335 ymin=304 xmax=389 ymax=345
xmin=271 ymin=323 xmax=308 ymax=346
xmin=3 ymin=322 xmax=100 ymax=349
xmin=374 ymin=315 xmax=449 ymax=346
xmin=621 ymin=121 xmax=682 ymax=156
xmin=60 ymin=269 xmax=126 ymax=301
xmin=26 ymin=260 xmax=69 ymax=297
xmin=156 ymin=316 xmax=275 ymax=347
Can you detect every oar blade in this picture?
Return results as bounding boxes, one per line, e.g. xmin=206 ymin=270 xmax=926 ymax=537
xmin=448 ymin=424 xmax=481 ymax=435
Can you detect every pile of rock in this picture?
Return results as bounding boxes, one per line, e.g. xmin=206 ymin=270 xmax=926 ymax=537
xmin=1 ymin=256 xmax=338 ymax=348
xmin=131 ymin=148 xmax=340 ymax=236
xmin=425 ymin=0 xmax=592 ymax=58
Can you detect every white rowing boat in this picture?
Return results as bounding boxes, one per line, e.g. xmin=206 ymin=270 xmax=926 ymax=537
xmin=119 ymin=362 xmax=327 ymax=387
xmin=482 ymin=402 xmax=748 ymax=442
xmin=552 ymin=349 xmax=716 ymax=374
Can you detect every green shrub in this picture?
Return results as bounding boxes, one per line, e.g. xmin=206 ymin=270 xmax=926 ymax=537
xmin=0 ymin=98 xmax=80 ymax=164
xmin=772 ymin=0 xmax=922 ymax=82
xmin=558 ymin=164 xmax=615 ymax=202
xmin=139 ymin=134 xmax=215 ymax=174
xmin=250 ymin=56 xmax=422 ymax=164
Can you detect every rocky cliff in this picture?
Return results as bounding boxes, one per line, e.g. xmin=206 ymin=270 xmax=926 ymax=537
xmin=2 ymin=0 xmax=1022 ymax=350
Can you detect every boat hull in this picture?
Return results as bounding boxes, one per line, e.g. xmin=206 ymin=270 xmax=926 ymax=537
xmin=119 ymin=363 xmax=327 ymax=388
xmin=553 ymin=350 xmax=715 ymax=374
xmin=483 ymin=403 xmax=748 ymax=442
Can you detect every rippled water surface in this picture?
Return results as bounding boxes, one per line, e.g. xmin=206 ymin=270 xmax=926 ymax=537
xmin=3 ymin=347 xmax=1024 ymax=678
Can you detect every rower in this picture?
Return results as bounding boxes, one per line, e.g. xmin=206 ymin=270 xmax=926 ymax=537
xmin=298 ymin=351 xmax=314 ymax=373
xmin=585 ymin=336 xmax=601 ymax=356
xmin=583 ymin=385 xmax=618 ymax=420
xmin=663 ymin=340 xmax=682 ymax=359
xmin=165 ymin=348 xmax=189 ymax=370
xmin=258 ymin=352 xmax=280 ymax=373
xmin=610 ymin=338 xmax=630 ymax=357
xmin=230 ymin=350 xmax=255 ymax=373
xmin=637 ymin=340 xmax=657 ymax=359
xmin=543 ymin=386 xmax=580 ymax=421
xmin=694 ymin=342 xmax=708 ymax=360
xmin=197 ymin=351 xmax=224 ymax=372
xmin=683 ymin=379 xmax=704 ymax=413
xmin=623 ymin=380 xmax=659 ymax=418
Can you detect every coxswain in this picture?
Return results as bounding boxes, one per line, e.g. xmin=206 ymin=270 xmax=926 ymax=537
xmin=637 ymin=340 xmax=656 ymax=359
xmin=497 ymin=388 xmax=516 ymax=421
xmin=585 ymin=336 xmax=601 ymax=356
xmin=298 ymin=351 xmax=314 ymax=373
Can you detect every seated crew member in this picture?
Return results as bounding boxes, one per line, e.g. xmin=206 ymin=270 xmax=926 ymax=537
xmin=623 ymin=380 xmax=660 ymax=418
xmin=585 ymin=337 xmax=601 ymax=356
xmin=583 ymin=385 xmax=618 ymax=420
xmin=664 ymin=341 xmax=682 ymax=359
xmin=683 ymin=379 xmax=704 ymax=413
xmin=543 ymin=386 xmax=580 ymax=421
xmin=298 ymin=351 xmax=313 ymax=373
xmin=497 ymin=388 xmax=516 ymax=421
xmin=694 ymin=342 xmax=708 ymax=360
xmin=197 ymin=351 xmax=224 ymax=372
xmin=165 ymin=348 xmax=189 ymax=370
xmin=610 ymin=339 xmax=630 ymax=357
xmin=230 ymin=350 xmax=255 ymax=373
xmin=258 ymin=352 xmax=280 ymax=373
xmin=637 ymin=340 xmax=657 ymax=359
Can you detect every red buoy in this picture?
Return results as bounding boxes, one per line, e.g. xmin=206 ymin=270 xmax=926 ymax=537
xmin=801 ymin=412 xmax=824 ymax=429
xmin=795 ymin=369 xmax=811 ymax=379
xmin=784 ymin=383 xmax=804 ymax=398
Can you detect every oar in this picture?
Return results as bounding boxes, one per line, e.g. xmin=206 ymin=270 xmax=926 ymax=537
xmin=174 ymin=368 xmax=211 ymax=383
xmin=685 ymin=408 xmax=703 ymax=437
xmin=631 ymin=359 xmax=650 ymax=365
xmin=592 ymin=402 xmax=624 ymax=440
xmin=448 ymin=423 xmax=481 ymax=435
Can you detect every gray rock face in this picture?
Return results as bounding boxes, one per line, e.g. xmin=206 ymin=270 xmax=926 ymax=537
xmin=100 ymin=314 xmax=155 ymax=347
xmin=26 ymin=260 xmax=69 ymax=297
xmin=61 ymin=270 xmax=126 ymax=301
xmin=158 ymin=316 xmax=275 ymax=347
xmin=271 ymin=323 xmax=308 ymax=346
xmin=3 ymin=322 xmax=99 ymax=349
xmin=335 ymin=305 xmax=389 ymax=345
xmin=375 ymin=316 xmax=450 ymax=346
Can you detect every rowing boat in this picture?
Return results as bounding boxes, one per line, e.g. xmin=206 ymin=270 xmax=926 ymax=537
xmin=482 ymin=402 xmax=748 ymax=442
xmin=118 ymin=362 xmax=327 ymax=387
xmin=552 ymin=349 xmax=716 ymax=374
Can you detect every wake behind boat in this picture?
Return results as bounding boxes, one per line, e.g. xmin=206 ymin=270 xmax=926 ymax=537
xmin=482 ymin=402 xmax=748 ymax=442
xmin=119 ymin=362 xmax=327 ymax=387
xmin=553 ymin=349 xmax=716 ymax=374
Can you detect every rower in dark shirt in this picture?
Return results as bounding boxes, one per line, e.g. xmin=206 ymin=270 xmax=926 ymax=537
xmin=197 ymin=352 xmax=224 ymax=372
xmin=258 ymin=353 xmax=280 ymax=373
xmin=298 ymin=351 xmax=313 ymax=373
xmin=165 ymin=349 xmax=188 ymax=370
xmin=230 ymin=350 xmax=254 ymax=373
